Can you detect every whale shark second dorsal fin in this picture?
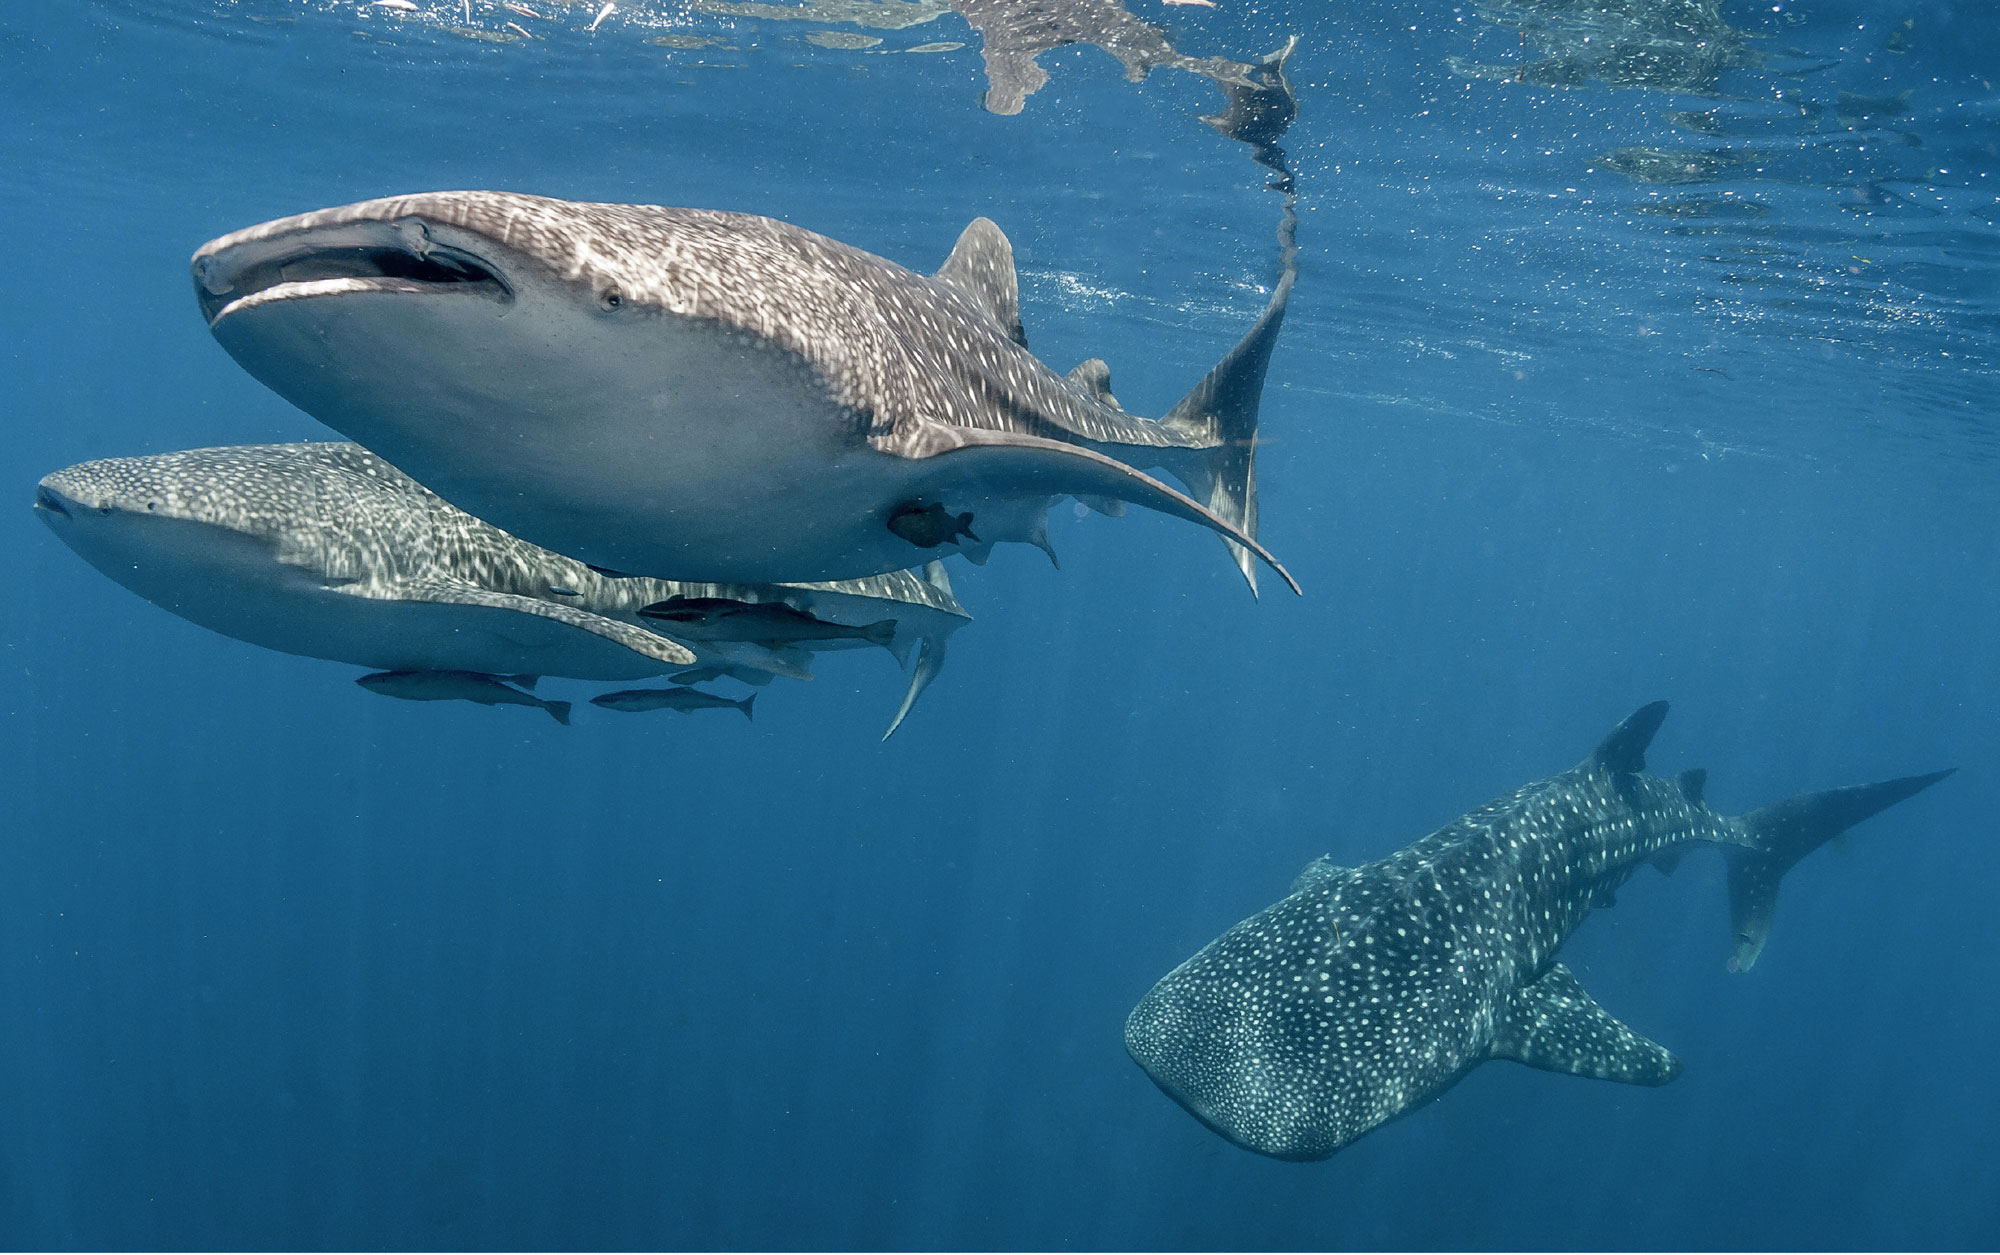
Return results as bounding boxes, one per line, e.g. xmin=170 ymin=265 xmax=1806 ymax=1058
xmin=1065 ymin=357 xmax=1120 ymax=408
xmin=935 ymin=217 xmax=1026 ymax=347
xmin=1590 ymin=700 xmax=1670 ymax=775
xmin=1488 ymin=963 xmax=1682 ymax=1087
xmin=1676 ymin=767 xmax=1708 ymax=804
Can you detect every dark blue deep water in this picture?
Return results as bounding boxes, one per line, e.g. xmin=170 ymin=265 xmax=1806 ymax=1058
xmin=4 ymin=0 xmax=1998 ymax=1248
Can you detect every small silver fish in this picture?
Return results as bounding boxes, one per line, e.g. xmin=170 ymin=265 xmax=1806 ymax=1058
xmin=590 ymin=686 xmax=755 ymax=719
xmin=357 ymin=669 xmax=570 ymax=724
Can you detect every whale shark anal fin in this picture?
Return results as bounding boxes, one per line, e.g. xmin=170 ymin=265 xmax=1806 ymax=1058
xmin=1488 ymin=963 xmax=1682 ymax=1087
xmin=346 ymin=578 xmax=697 ymax=667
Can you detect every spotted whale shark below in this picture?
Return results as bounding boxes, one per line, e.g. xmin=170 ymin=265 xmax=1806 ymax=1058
xmin=1125 ymin=702 xmax=1953 ymax=1160
xmin=34 ymin=442 xmax=970 ymax=735
xmin=190 ymin=192 xmax=1297 ymax=592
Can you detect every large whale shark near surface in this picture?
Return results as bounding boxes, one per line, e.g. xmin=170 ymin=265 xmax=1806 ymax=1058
xmin=189 ymin=192 xmax=1298 ymax=592
xmin=34 ymin=442 xmax=971 ymax=735
xmin=1125 ymin=702 xmax=1953 ymax=1161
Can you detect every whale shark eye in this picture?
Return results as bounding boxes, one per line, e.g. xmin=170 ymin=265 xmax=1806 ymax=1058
xmin=599 ymin=288 xmax=624 ymax=311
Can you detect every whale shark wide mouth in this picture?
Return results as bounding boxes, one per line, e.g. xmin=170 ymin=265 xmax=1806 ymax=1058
xmin=32 ymin=484 xmax=75 ymax=520
xmin=195 ymin=220 xmax=513 ymax=326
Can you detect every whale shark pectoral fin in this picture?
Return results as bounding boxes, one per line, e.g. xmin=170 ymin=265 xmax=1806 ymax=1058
xmin=1489 ymin=964 xmax=1682 ymax=1087
xmin=935 ymin=217 xmax=1027 ymax=347
xmin=363 ymin=579 xmax=697 ymax=667
xmin=902 ymin=427 xmax=1301 ymax=596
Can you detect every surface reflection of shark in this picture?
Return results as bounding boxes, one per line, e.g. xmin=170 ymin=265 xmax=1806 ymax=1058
xmin=34 ymin=442 xmax=969 ymax=735
xmin=1448 ymin=0 xmax=1755 ymax=95
xmin=1128 ymin=702 xmax=1952 ymax=1160
xmin=950 ymin=0 xmax=1299 ymax=177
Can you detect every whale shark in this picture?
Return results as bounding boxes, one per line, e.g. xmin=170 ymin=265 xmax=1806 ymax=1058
xmin=1125 ymin=702 xmax=1952 ymax=1160
xmin=190 ymin=192 xmax=1297 ymax=592
xmin=34 ymin=442 xmax=970 ymax=734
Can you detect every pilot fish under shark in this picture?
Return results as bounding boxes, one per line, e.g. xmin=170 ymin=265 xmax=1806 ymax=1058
xmin=34 ymin=442 xmax=970 ymax=736
xmin=1125 ymin=702 xmax=1953 ymax=1161
xmin=189 ymin=192 xmax=1297 ymax=591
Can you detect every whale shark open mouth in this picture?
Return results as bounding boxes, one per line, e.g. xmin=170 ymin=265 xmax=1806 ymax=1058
xmin=195 ymin=222 xmax=512 ymax=326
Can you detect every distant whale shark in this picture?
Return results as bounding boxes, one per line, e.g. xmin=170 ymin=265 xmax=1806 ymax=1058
xmin=1126 ymin=702 xmax=1952 ymax=1160
xmin=190 ymin=192 xmax=1297 ymax=592
xmin=34 ymin=442 xmax=970 ymax=735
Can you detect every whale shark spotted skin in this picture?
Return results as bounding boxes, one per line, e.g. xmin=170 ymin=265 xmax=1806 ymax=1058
xmin=1126 ymin=702 xmax=1952 ymax=1160
xmin=34 ymin=443 xmax=970 ymax=734
xmin=190 ymin=192 xmax=1296 ymax=591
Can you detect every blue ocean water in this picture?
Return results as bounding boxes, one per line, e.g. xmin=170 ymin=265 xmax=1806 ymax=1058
xmin=2 ymin=0 xmax=1997 ymax=1247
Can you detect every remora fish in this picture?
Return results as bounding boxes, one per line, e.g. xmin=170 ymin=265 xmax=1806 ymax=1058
xmin=590 ymin=686 xmax=755 ymax=719
xmin=357 ymin=669 xmax=572 ymax=724
xmin=638 ymin=596 xmax=897 ymax=652
xmin=33 ymin=443 xmax=970 ymax=734
xmin=190 ymin=193 xmax=1298 ymax=592
xmin=1125 ymin=702 xmax=1953 ymax=1161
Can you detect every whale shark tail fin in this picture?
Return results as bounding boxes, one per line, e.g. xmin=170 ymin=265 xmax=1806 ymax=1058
xmin=1726 ymin=767 xmax=1954 ymax=972
xmin=1160 ymin=262 xmax=1294 ymax=598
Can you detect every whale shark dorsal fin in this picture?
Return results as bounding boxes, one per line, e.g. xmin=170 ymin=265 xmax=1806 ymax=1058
xmin=935 ymin=217 xmax=1026 ymax=347
xmin=1065 ymin=357 xmax=1120 ymax=408
xmin=347 ymin=578 xmax=697 ymax=668
xmin=1488 ymin=964 xmax=1682 ymax=1087
xmin=1676 ymin=767 xmax=1708 ymax=804
xmin=1591 ymin=700 xmax=1670 ymax=774
xmin=1288 ymin=854 xmax=1346 ymax=895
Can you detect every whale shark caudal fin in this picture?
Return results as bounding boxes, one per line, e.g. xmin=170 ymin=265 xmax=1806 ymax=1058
xmin=1725 ymin=767 xmax=1955 ymax=973
xmin=1488 ymin=963 xmax=1683 ymax=1086
xmin=935 ymin=218 xmax=1027 ymax=347
xmin=1159 ymin=261 xmax=1296 ymax=598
